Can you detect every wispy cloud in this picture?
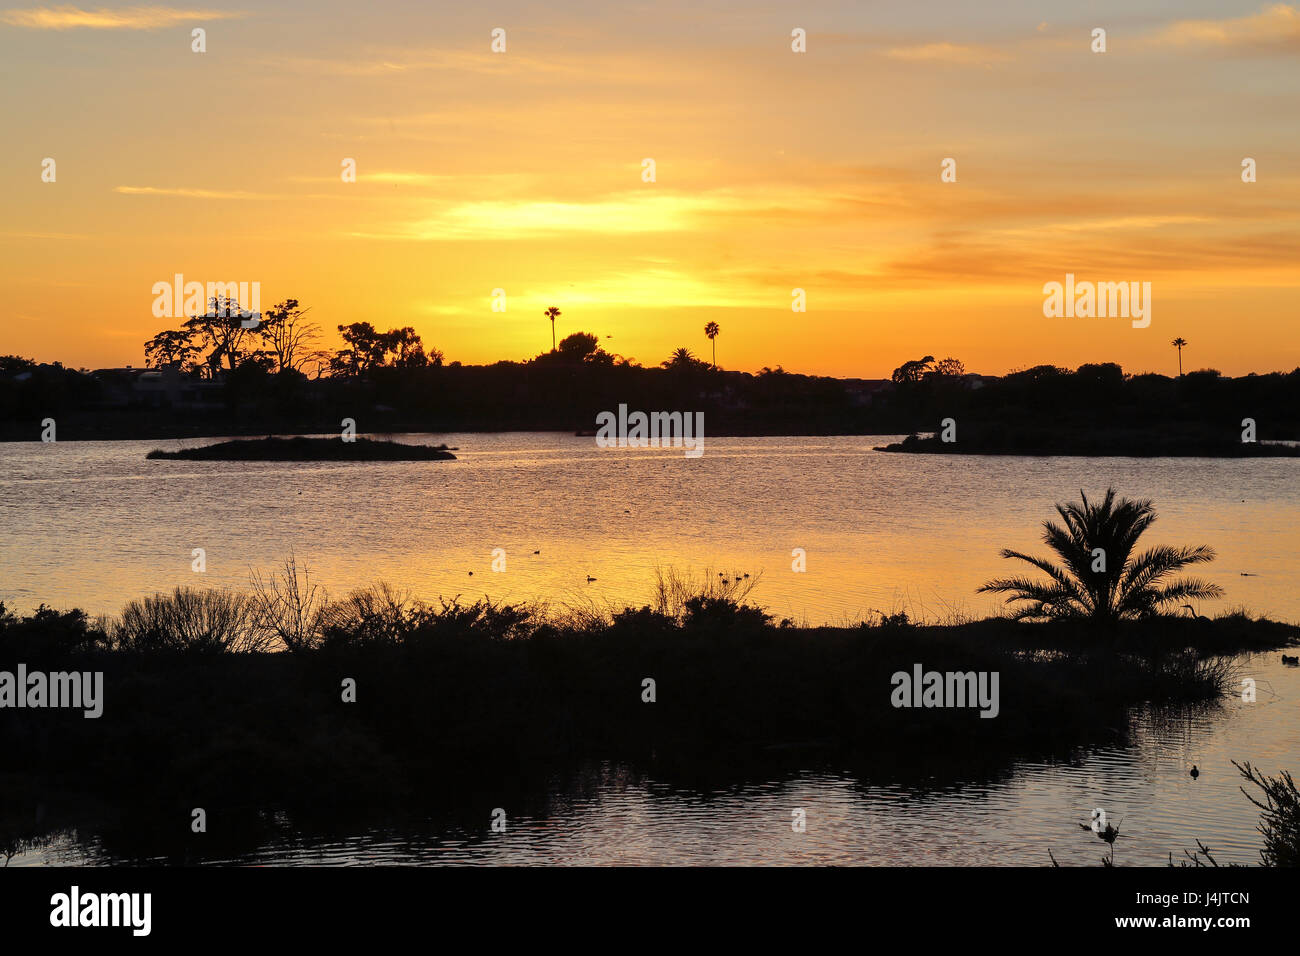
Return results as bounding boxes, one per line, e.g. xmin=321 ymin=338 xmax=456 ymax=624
xmin=1146 ymin=3 xmax=1300 ymax=51
xmin=873 ymin=226 xmax=1300 ymax=289
xmin=1 ymin=5 xmax=246 ymax=30
xmin=287 ymin=171 xmax=445 ymax=186
xmin=272 ymin=47 xmax=594 ymax=78
xmin=884 ymin=41 xmax=1010 ymax=65
xmin=422 ymin=266 xmax=765 ymax=313
xmin=345 ymin=189 xmax=853 ymax=242
xmin=0 ymin=231 xmax=89 ymax=240
xmin=1001 ymin=215 xmax=1217 ymax=236
xmin=348 ymin=195 xmax=698 ymax=241
xmin=114 ymin=185 xmax=278 ymax=199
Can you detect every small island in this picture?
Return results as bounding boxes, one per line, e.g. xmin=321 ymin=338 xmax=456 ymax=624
xmin=147 ymin=436 xmax=457 ymax=461
xmin=876 ymin=426 xmax=1300 ymax=457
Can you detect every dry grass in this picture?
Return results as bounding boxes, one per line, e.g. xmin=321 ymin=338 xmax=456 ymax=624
xmin=649 ymin=564 xmax=762 ymax=621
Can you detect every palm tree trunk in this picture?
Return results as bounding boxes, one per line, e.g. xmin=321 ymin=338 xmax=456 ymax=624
xmin=711 ymin=340 xmax=716 ymax=369
xmin=551 ymin=320 xmax=555 ymax=351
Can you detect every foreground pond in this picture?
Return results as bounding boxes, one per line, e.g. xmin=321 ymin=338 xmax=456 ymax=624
xmin=14 ymin=651 xmax=1297 ymax=867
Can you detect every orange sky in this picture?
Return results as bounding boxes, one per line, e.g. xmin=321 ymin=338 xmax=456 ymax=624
xmin=3 ymin=1 xmax=1299 ymax=378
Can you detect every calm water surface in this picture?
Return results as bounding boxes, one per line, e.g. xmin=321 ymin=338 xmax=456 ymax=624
xmin=2 ymin=434 xmax=1297 ymax=865
xmin=2 ymin=433 xmax=1297 ymax=623
xmin=17 ymin=652 xmax=1300 ymax=866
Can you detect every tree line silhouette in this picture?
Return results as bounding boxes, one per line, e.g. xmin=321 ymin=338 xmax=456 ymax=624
xmin=1 ymin=298 xmax=1298 ymax=442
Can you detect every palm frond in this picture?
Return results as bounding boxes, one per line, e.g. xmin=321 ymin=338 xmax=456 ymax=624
xmin=980 ymin=488 xmax=1221 ymax=624
xmin=1147 ymin=578 xmax=1226 ymax=606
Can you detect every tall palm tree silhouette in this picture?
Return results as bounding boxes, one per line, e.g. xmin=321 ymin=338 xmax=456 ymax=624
xmin=704 ymin=321 xmax=720 ymax=368
xmin=978 ymin=488 xmax=1222 ymax=622
xmin=544 ymin=306 xmax=561 ymax=351
xmin=1171 ymin=337 xmax=1187 ymax=377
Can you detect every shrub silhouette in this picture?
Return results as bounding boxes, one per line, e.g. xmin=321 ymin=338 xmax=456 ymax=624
xmin=979 ymin=488 xmax=1223 ymax=622
xmin=112 ymin=587 xmax=270 ymax=653
xmin=1236 ymin=761 xmax=1300 ymax=867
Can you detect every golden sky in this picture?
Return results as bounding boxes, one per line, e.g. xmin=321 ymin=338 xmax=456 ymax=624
xmin=2 ymin=1 xmax=1298 ymax=377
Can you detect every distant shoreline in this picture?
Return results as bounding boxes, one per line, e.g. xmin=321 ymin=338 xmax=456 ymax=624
xmin=1 ymin=423 xmax=911 ymax=443
xmin=8 ymin=427 xmax=1299 ymax=459
xmin=7 ymin=360 xmax=1299 ymax=450
xmin=877 ymin=430 xmax=1300 ymax=458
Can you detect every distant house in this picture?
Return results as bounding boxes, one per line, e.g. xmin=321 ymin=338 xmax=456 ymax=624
xmin=90 ymin=367 xmax=137 ymax=407
xmin=91 ymin=365 xmax=225 ymax=410
xmin=841 ymin=378 xmax=894 ymax=407
xmin=712 ymin=384 xmax=749 ymax=411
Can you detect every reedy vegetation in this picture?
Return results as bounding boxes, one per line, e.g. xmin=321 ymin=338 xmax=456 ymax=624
xmin=0 ymin=560 xmax=1294 ymax=845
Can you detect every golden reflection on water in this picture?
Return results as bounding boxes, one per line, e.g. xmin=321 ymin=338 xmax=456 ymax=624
xmin=1 ymin=434 xmax=1297 ymax=626
xmin=3 ymin=435 xmax=1298 ymax=864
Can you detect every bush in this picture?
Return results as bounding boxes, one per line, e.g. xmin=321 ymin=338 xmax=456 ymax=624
xmin=1236 ymin=761 xmax=1300 ymax=867
xmin=316 ymin=583 xmax=419 ymax=648
xmin=112 ymin=587 xmax=271 ymax=654
xmin=249 ymin=555 xmax=329 ymax=653
xmin=0 ymin=602 xmax=107 ymax=659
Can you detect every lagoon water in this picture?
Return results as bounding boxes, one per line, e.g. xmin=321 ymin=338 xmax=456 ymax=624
xmin=18 ymin=653 xmax=1300 ymax=866
xmin=2 ymin=434 xmax=1298 ymax=865
xmin=2 ymin=433 xmax=1298 ymax=623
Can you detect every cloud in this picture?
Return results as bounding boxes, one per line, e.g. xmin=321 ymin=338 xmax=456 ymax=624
xmin=1146 ymin=3 xmax=1300 ymax=51
xmin=1 ymin=5 xmax=245 ymax=30
xmin=346 ymin=171 xmax=438 ymax=186
xmin=876 ymin=229 xmax=1300 ymax=289
xmin=884 ymin=42 xmax=1010 ymax=65
xmin=0 ymin=231 xmax=89 ymax=240
xmin=287 ymin=171 xmax=445 ymax=186
xmin=271 ymin=47 xmax=599 ymax=78
xmin=114 ymin=185 xmax=278 ymax=199
xmin=348 ymin=195 xmax=698 ymax=241
xmin=999 ymin=215 xmax=1216 ymax=236
xmin=344 ymin=187 xmax=859 ymax=242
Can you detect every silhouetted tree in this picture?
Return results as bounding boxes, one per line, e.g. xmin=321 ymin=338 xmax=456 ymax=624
xmin=183 ymin=296 xmax=259 ymax=376
xmin=544 ymin=306 xmax=561 ymax=351
xmin=978 ymin=488 xmax=1223 ymax=622
xmin=931 ymin=356 xmax=965 ymax=378
xmin=891 ymin=355 xmax=935 ymax=385
xmin=144 ymin=328 xmax=200 ymax=370
xmin=0 ymin=356 xmax=37 ymax=376
xmin=386 ymin=327 xmax=437 ymax=368
xmin=258 ymin=299 xmax=322 ymax=373
xmin=557 ymin=331 xmax=599 ymax=362
xmin=332 ymin=322 xmax=386 ymax=376
xmin=330 ymin=323 xmax=439 ymax=376
xmin=704 ymin=321 xmax=720 ymax=368
xmin=662 ymin=347 xmax=707 ymax=372
xmin=1172 ymin=337 xmax=1188 ymax=377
